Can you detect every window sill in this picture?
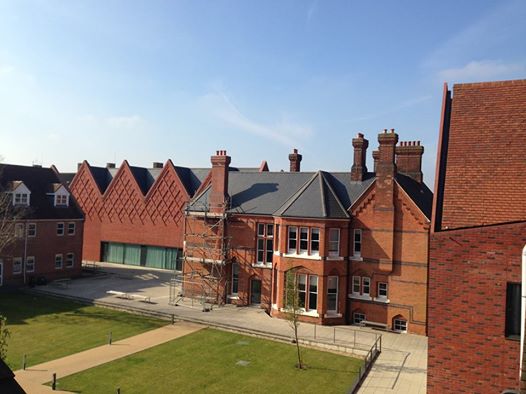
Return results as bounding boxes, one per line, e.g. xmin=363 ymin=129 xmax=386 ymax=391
xmin=350 ymin=255 xmax=363 ymax=261
xmin=273 ymin=251 xmax=281 ymax=256
xmin=348 ymin=293 xmax=372 ymax=301
xmin=373 ymin=297 xmax=390 ymax=304
xmin=283 ymin=253 xmax=322 ymax=260
xmin=280 ymin=308 xmax=319 ymax=318
xmin=327 ymin=256 xmax=343 ymax=261
xmin=506 ymin=335 xmax=520 ymax=342
xmin=252 ymin=263 xmax=272 ymax=269
xmin=227 ymin=295 xmax=240 ymax=300
xmin=324 ymin=313 xmax=342 ymax=318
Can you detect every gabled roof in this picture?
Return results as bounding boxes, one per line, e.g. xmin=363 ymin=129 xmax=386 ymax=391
xmin=396 ymin=174 xmax=433 ymax=219
xmin=275 ymin=171 xmax=350 ymax=219
xmin=0 ymin=164 xmax=83 ymax=220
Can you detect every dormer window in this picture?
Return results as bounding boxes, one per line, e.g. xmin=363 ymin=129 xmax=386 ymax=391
xmin=10 ymin=181 xmax=31 ymax=206
xmin=55 ymin=194 xmax=69 ymax=206
xmin=14 ymin=193 xmax=29 ymax=205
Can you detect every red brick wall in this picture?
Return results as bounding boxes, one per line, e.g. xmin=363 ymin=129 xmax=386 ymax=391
xmin=441 ymin=80 xmax=526 ymax=229
xmin=70 ymin=161 xmax=190 ymax=261
xmin=428 ymin=221 xmax=525 ymax=392
xmin=350 ymin=182 xmax=429 ymax=335
xmin=1 ymin=219 xmax=83 ymax=285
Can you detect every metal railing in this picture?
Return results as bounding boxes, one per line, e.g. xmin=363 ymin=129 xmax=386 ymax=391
xmin=348 ymin=334 xmax=382 ymax=393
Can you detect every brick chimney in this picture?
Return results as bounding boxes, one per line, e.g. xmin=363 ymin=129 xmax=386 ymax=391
xmin=106 ymin=163 xmax=116 ymax=169
xmin=374 ymin=128 xmax=398 ymax=273
xmin=209 ymin=150 xmax=231 ymax=213
xmin=396 ymin=141 xmax=424 ymax=183
xmin=372 ymin=150 xmax=379 ymax=173
xmin=289 ymin=149 xmax=302 ymax=172
xmin=351 ymin=133 xmax=369 ymax=181
xmin=152 ymin=162 xmax=163 ymax=169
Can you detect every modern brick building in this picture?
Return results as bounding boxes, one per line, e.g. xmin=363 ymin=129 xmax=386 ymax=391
xmin=68 ymin=159 xmax=266 ymax=270
xmin=184 ymin=129 xmax=432 ymax=333
xmin=428 ymin=80 xmax=526 ymax=392
xmin=0 ymin=164 xmax=84 ymax=287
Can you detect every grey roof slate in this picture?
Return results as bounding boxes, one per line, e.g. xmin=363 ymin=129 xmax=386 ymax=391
xmin=189 ymin=171 xmax=375 ymax=219
xmin=0 ymin=164 xmax=84 ymax=220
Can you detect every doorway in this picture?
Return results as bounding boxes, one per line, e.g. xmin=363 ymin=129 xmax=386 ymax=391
xmin=250 ymin=279 xmax=262 ymax=304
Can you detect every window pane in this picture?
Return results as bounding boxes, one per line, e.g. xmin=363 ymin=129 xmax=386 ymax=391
xmin=300 ymin=227 xmax=308 ymax=252
xmin=267 ymin=224 xmax=273 ymax=237
xmin=288 ymin=227 xmax=297 ymax=253
xmin=266 ymin=239 xmax=273 ymax=263
xmin=506 ymin=282 xmax=521 ymax=337
xmin=362 ymin=277 xmax=370 ymax=295
xmin=329 ymin=229 xmax=340 ymax=255
xmin=378 ymin=282 xmax=388 ymax=297
xmin=352 ymin=276 xmax=361 ymax=293
xmin=354 ymin=229 xmax=362 ymax=254
xmin=257 ymin=239 xmax=264 ymax=263
xmin=308 ymin=276 xmax=318 ymax=311
xmin=353 ymin=313 xmax=365 ymax=324
xmin=327 ymin=276 xmax=338 ymax=312
xmin=232 ymin=263 xmax=239 ymax=294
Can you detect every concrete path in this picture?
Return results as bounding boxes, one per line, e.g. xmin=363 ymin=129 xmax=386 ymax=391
xmin=29 ymin=262 xmax=427 ymax=393
xmin=14 ymin=322 xmax=203 ymax=393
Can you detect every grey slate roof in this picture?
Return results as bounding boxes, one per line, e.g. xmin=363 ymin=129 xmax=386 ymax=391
xmin=188 ymin=170 xmax=432 ymax=220
xmin=0 ymin=164 xmax=84 ymax=220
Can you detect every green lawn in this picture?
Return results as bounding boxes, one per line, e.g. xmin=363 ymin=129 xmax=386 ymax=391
xmin=56 ymin=328 xmax=363 ymax=394
xmin=0 ymin=292 xmax=166 ymax=370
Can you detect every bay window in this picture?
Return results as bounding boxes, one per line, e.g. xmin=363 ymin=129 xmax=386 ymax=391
xmin=310 ymin=228 xmax=320 ymax=255
xmin=299 ymin=227 xmax=309 ymax=253
xmin=256 ymin=223 xmax=274 ymax=265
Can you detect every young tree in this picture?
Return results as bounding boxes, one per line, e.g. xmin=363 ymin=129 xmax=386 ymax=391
xmin=0 ymin=315 xmax=9 ymax=361
xmin=284 ymin=267 xmax=304 ymax=369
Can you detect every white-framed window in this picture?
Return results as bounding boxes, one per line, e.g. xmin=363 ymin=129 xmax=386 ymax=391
xmin=378 ymin=282 xmax=388 ymax=299
xmin=55 ymin=254 xmax=63 ymax=269
xmin=27 ymin=223 xmax=37 ymax=237
xmin=256 ymin=223 xmax=273 ymax=264
xmin=57 ymin=222 xmax=64 ymax=236
xmin=14 ymin=193 xmax=29 ymax=206
xmin=328 ymin=228 xmax=340 ymax=256
xmin=14 ymin=223 xmax=24 ymax=238
xmin=298 ymin=274 xmax=307 ymax=309
xmin=66 ymin=253 xmax=74 ymax=268
xmin=299 ymin=227 xmax=309 ymax=254
xmin=353 ymin=312 xmax=366 ymax=324
xmin=287 ymin=226 xmax=297 ymax=253
xmin=327 ymin=276 xmax=338 ymax=312
xmin=308 ymin=275 xmax=318 ymax=311
xmin=352 ymin=276 xmax=361 ymax=294
xmin=353 ymin=229 xmax=362 ymax=256
xmin=310 ymin=228 xmax=320 ymax=255
xmin=352 ymin=275 xmax=371 ymax=296
xmin=55 ymin=194 xmax=68 ymax=206
xmin=26 ymin=256 xmax=35 ymax=273
xmin=393 ymin=318 xmax=407 ymax=333
xmin=231 ymin=262 xmax=239 ymax=295
xmin=67 ymin=222 xmax=76 ymax=235
xmin=362 ymin=277 xmax=370 ymax=296
xmin=13 ymin=257 xmax=22 ymax=274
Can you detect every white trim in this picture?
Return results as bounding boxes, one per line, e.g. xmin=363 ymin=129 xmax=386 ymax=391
xmin=55 ymin=254 xmax=63 ymax=269
xmin=373 ymin=297 xmax=390 ymax=304
xmin=27 ymin=223 xmax=37 ymax=238
xmin=279 ymin=307 xmax=319 ymax=318
xmin=348 ymin=293 xmax=373 ymax=301
xmin=283 ymin=253 xmax=322 ymax=260
xmin=271 ymin=303 xmax=278 ymax=310
xmin=227 ymin=295 xmax=240 ymax=300
xmin=251 ymin=263 xmax=272 ymax=269
xmin=56 ymin=222 xmax=65 ymax=236
xmin=67 ymin=222 xmax=76 ymax=236
xmin=520 ymin=244 xmax=526 ymax=382
xmin=13 ymin=257 xmax=22 ymax=275
xmin=324 ymin=313 xmax=342 ymax=318
xmin=26 ymin=256 xmax=35 ymax=273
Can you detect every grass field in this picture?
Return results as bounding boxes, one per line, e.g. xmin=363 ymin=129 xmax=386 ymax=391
xmin=0 ymin=292 xmax=166 ymax=370
xmin=56 ymin=328 xmax=363 ymax=394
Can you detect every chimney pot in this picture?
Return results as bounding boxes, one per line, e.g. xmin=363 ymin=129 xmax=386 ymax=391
xmin=289 ymin=149 xmax=302 ymax=172
xmin=106 ymin=163 xmax=116 ymax=169
xmin=152 ymin=162 xmax=163 ymax=169
xmin=351 ymin=133 xmax=369 ymax=181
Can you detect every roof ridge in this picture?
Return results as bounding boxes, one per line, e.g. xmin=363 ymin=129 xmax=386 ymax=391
xmin=318 ymin=171 xmax=327 ymax=217
xmin=274 ymin=172 xmax=320 ymax=216
xmin=320 ymin=171 xmax=350 ymax=218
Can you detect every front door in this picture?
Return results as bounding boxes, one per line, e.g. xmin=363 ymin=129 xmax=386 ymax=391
xmin=0 ymin=260 xmax=3 ymax=286
xmin=250 ymin=279 xmax=262 ymax=304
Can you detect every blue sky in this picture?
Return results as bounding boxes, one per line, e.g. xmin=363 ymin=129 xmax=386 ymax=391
xmin=0 ymin=1 xmax=525 ymax=187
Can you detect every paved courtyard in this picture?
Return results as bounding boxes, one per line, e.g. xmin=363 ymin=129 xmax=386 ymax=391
xmin=29 ymin=262 xmax=427 ymax=393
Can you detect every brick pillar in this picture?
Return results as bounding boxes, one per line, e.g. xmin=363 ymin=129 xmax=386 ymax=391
xmin=289 ymin=149 xmax=302 ymax=172
xmin=396 ymin=141 xmax=424 ymax=183
xmin=372 ymin=150 xmax=379 ymax=173
xmin=209 ymin=150 xmax=231 ymax=213
xmin=351 ymin=133 xmax=369 ymax=181
xmin=374 ymin=128 xmax=398 ymax=272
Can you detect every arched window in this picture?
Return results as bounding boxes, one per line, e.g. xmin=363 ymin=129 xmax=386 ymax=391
xmin=392 ymin=315 xmax=407 ymax=333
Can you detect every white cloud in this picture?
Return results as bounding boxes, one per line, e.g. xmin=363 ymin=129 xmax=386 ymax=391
xmin=0 ymin=65 xmax=15 ymax=75
xmin=437 ymin=60 xmax=526 ymax=83
xmin=107 ymin=115 xmax=144 ymax=129
xmin=200 ymin=91 xmax=313 ymax=147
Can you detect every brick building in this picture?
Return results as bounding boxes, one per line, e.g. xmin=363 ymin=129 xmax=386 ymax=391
xmin=68 ymin=160 xmax=265 ymax=270
xmin=0 ymin=164 xmax=84 ymax=287
xmin=183 ymin=129 xmax=432 ymax=333
xmin=428 ymin=80 xmax=526 ymax=392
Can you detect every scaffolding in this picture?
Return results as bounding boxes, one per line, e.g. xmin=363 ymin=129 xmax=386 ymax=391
xmin=169 ymin=200 xmax=230 ymax=310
